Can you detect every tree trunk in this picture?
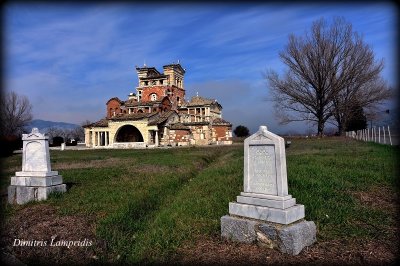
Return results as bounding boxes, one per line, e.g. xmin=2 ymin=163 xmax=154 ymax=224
xmin=338 ymin=123 xmax=345 ymax=136
xmin=317 ymin=120 xmax=324 ymax=137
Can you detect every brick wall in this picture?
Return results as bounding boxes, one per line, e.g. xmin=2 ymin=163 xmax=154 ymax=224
xmin=106 ymin=99 xmax=122 ymax=118
xmin=169 ymin=129 xmax=190 ymax=143
xmin=213 ymin=125 xmax=232 ymax=141
xmin=141 ymin=85 xmax=185 ymax=110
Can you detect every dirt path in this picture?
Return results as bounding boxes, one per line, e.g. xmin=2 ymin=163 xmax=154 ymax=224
xmin=1 ymin=184 xmax=398 ymax=265
xmin=0 ymin=204 xmax=112 ymax=265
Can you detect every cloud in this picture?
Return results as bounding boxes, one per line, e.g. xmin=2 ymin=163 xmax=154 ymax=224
xmin=4 ymin=2 xmax=397 ymax=134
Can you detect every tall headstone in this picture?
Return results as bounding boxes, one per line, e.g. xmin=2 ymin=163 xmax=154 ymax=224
xmin=8 ymin=128 xmax=66 ymax=205
xmin=221 ymin=126 xmax=316 ymax=255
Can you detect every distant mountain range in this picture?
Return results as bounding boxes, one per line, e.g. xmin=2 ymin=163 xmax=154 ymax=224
xmin=26 ymin=119 xmax=80 ymax=133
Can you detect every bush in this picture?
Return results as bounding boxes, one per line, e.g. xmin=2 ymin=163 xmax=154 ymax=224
xmin=233 ymin=125 xmax=250 ymax=137
xmin=51 ymin=136 xmax=64 ymax=147
xmin=0 ymin=135 xmax=22 ymax=157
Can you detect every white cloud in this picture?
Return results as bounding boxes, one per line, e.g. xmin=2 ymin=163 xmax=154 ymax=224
xmin=4 ymin=3 xmax=396 ymax=133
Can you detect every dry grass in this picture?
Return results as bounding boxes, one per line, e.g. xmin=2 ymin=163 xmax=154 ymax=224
xmin=53 ymin=157 xmax=135 ymax=170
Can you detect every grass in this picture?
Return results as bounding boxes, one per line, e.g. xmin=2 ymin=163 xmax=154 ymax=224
xmin=1 ymin=138 xmax=398 ymax=263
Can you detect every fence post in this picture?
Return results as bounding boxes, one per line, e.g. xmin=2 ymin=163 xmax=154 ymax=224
xmin=378 ymin=127 xmax=381 ymax=143
xmin=372 ymin=127 xmax=374 ymax=142
xmin=383 ymin=126 xmax=386 ymax=144
xmin=388 ymin=126 xmax=392 ymax=146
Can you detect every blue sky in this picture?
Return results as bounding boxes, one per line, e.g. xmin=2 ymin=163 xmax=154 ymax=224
xmin=4 ymin=2 xmax=398 ymax=134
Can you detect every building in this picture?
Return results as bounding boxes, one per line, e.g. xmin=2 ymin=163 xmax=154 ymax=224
xmin=84 ymin=63 xmax=232 ymax=148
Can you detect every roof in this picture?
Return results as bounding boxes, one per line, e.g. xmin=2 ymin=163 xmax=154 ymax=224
xmin=135 ymin=66 xmax=160 ymax=73
xmin=125 ymin=101 xmax=161 ymax=107
xmin=125 ymin=97 xmax=171 ymax=107
xmin=212 ymin=118 xmax=232 ymax=126
xmin=128 ymin=96 xmax=171 ymax=106
xmin=106 ymin=97 xmax=123 ymax=105
xmin=183 ymin=121 xmax=209 ymax=126
xmin=184 ymin=96 xmax=222 ymax=108
xmin=169 ymin=122 xmax=190 ymax=130
xmin=84 ymin=118 xmax=109 ymax=128
xmin=163 ymin=63 xmax=186 ymax=74
xmin=109 ymin=112 xmax=155 ymax=121
xmin=148 ymin=110 xmax=177 ymax=126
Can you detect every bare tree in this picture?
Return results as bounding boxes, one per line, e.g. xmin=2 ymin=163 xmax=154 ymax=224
xmin=266 ymin=17 xmax=391 ymax=136
xmin=81 ymin=120 xmax=93 ymax=127
xmin=1 ymin=91 xmax=32 ymax=137
xmin=329 ymin=36 xmax=391 ymax=135
xmin=69 ymin=127 xmax=84 ymax=142
xmin=45 ymin=127 xmax=64 ymax=142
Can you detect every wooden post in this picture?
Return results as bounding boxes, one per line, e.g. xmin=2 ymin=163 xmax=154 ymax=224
xmin=383 ymin=126 xmax=386 ymax=144
xmin=388 ymin=126 xmax=392 ymax=146
xmin=378 ymin=127 xmax=381 ymax=143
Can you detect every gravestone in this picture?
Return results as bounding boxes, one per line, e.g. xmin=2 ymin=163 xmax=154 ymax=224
xmin=221 ymin=126 xmax=316 ymax=255
xmin=8 ymin=128 xmax=66 ymax=205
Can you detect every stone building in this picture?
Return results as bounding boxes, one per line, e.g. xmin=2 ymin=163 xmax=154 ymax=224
xmin=84 ymin=63 xmax=232 ymax=148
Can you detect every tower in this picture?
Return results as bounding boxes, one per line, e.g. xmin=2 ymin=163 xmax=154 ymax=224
xmin=135 ymin=63 xmax=186 ymax=109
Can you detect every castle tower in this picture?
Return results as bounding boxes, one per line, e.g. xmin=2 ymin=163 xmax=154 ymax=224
xmin=162 ymin=63 xmax=185 ymax=89
xmin=135 ymin=63 xmax=186 ymax=109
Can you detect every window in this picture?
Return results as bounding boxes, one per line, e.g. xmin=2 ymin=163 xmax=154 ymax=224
xmin=144 ymin=81 xmax=149 ymax=86
xmin=150 ymin=93 xmax=157 ymax=101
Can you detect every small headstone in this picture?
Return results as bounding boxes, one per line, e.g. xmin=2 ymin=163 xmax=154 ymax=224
xmin=8 ymin=128 xmax=66 ymax=205
xmin=221 ymin=126 xmax=316 ymax=255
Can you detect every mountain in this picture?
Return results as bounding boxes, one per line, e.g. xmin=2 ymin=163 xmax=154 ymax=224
xmin=26 ymin=119 xmax=80 ymax=133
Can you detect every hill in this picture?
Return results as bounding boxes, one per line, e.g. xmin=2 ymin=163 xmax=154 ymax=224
xmin=26 ymin=119 xmax=80 ymax=133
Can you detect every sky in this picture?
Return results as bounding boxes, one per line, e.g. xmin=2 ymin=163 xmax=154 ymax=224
xmin=3 ymin=2 xmax=398 ymax=134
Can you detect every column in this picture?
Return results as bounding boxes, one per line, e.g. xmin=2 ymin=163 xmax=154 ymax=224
xmin=97 ymin=132 xmax=100 ymax=146
xmin=155 ymin=130 xmax=159 ymax=146
xmin=91 ymin=130 xmax=95 ymax=147
xmin=105 ymin=132 xmax=109 ymax=146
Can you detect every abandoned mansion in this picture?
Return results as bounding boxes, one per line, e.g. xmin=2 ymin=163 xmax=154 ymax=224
xmin=84 ymin=63 xmax=233 ymax=148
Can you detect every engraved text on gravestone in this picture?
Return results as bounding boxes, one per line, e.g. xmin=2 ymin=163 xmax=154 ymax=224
xmin=248 ymin=145 xmax=277 ymax=195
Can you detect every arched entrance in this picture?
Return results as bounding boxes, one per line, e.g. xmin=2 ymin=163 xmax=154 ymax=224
xmin=115 ymin=125 xmax=144 ymax=142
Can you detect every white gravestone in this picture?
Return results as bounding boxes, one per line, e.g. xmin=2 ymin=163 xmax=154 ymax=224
xmin=8 ymin=128 xmax=66 ymax=204
xmin=229 ymin=125 xmax=304 ymax=224
xmin=221 ymin=126 xmax=316 ymax=255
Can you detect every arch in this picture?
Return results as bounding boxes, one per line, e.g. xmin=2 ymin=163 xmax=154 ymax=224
xmin=115 ymin=125 xmax=144 ymax=142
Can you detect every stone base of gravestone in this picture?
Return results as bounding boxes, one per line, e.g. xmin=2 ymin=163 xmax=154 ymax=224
xmin=221 ymin=215 xmax=316 ymax=255
xmin=8 ymin=184 xmax=66 ymax=205
xmin=7 ymin=128 xmax=67 ymax=205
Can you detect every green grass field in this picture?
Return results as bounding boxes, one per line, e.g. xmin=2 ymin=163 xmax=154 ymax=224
xmin=1 ymin=138 xmax=398 ymax=263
